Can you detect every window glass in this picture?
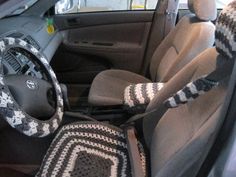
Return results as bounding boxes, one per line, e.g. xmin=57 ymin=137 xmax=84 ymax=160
xmin=131 ymin=0 xmax=158 ymax=10
xmin=55 ymin=0 xmax=234 ymax=14
xmin=216 ymin=0 xmax=234 ymax=8
xmin=55 ymin=0 xmax=159 ymax=14
xmin=179 ymin=0 xmax=188 ymax=9
xmin=178 ymin=0 xmax=234 ymax=9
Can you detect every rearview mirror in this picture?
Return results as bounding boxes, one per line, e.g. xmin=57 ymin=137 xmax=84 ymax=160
xmin=55 ymin=0 xmax=79 ymax=14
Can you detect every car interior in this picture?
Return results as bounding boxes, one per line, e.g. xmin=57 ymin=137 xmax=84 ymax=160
xmin=0 ymin=0 xmax=235 ymax=177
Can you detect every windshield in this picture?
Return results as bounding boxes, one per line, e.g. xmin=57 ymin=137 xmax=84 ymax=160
xmin=0 ymin=0 xmax=38 ymax=19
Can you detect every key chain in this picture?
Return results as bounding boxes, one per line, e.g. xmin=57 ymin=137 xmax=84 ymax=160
xmin=46 ymin=18 xmax=55 ymax=35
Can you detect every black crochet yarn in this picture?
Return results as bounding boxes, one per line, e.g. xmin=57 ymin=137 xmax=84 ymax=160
xmin=36 ymin=122 xmax=147 ymax=177
xmin=215 ymin=1 xmax=236 ymax=59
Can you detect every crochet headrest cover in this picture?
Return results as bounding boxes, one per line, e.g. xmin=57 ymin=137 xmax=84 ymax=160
xmin=215 ymin=1 xmax=236 ymax=60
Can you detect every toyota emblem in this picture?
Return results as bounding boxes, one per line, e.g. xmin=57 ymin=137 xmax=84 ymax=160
xmin=26 ymin=80 xmax=38 ymax=90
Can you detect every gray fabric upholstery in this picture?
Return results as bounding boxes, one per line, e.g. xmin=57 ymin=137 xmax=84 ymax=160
xmin=142 ymin=48 xmax=229 ymax=177
xmin=88 ymin=0 xmax=215 ymax=106
xmin=188 ymin=0 xmax=217 ymax=21
xmin=150 ymin=15 xmax=215 ymax=82
xmin=89 ymin=70 xmax=151 ymax=106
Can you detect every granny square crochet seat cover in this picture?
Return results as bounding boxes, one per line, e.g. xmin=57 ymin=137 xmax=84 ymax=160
xmin=36 ymin=122 xmax=147 ymax=177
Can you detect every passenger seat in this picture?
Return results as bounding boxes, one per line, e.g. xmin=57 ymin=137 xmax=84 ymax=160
xmin=88 ymin=0 xmax=217 ymax=106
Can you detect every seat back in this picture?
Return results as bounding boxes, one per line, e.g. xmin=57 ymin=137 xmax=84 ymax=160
xmin=149 ymin=0 xmax=216 ymax=82
xmin=147 ymin=49 xmax=229 ymax=177
xmin=144 ymin=1 xmax=236 ymax=176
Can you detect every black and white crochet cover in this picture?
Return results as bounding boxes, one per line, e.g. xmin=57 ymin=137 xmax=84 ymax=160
xmin=0 ymin=37 xmax=63 ymax=137
xmin=37 ymin=122 xmax=147 ymax=177
xmin=124 ymin=83 xmax=164 ymax=108
xmin=165 ymin=76 xmax=218 ymax=108
xmin=215 ymin=1 xmax=236 ymax=60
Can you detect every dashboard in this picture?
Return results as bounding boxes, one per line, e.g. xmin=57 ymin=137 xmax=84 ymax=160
xmin=0 ymin=15 xmax=63 ymax=78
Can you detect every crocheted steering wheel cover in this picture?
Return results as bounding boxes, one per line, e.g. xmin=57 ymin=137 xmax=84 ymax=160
xmin=0 ymin=37 xmax=63 ymax=137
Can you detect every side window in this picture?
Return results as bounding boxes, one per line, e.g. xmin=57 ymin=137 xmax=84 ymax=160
xmin=178 ymin=0 xmax=234 ymax=9
xmin=55 ymin=0 xmax=158 ymax=14
xmin=216 ymin=0 xmax=234 ymax=8
xmin=179 ymin=0 xmax=188 ymax=9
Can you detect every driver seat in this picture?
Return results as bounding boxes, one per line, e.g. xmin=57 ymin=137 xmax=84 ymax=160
xmin=36 ymin=2 xmax=236 ymax=177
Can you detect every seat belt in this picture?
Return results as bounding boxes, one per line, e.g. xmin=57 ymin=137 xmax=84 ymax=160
xmin=142 ymin=0 xmax=179 ymax=76
xmin=123 ymin=60 xmax=234 ymax=127
xmin=125 ymin=126 xmax=145 ymax=177
xmin=161 ymin=0 xmax=180 ymax=36
xmin=155 ymin=0 xmax=179 ymax=37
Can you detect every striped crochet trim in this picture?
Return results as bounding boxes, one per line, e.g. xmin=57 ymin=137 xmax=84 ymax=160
xmin=215 ymin=1 xmax=236 ymax=59
xmin=124 ymin=83 xmax=164 ymax=108
xmin=165 ymin=77 xmax=218 ymax=108
xmin=36 ymin=122 xmax=147 ymax=177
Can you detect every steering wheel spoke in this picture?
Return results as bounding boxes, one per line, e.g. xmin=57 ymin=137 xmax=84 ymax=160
xmin=5 ymin=75 xmax=56 ymax=119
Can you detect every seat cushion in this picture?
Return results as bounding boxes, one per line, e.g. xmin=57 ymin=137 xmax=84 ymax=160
xmin=36 ymin=122 xmax=146 ymax=177
xmin=88 ymin=70 xmax=151 ymax=106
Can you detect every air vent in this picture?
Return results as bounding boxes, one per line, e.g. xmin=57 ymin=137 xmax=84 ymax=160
xmin=4 ymin=52 xmax=21 ymax=72
xmin=23 ymin=35 xmax=41 ymax=50
xmin=7 ymin=32 xmax=24 ymax=38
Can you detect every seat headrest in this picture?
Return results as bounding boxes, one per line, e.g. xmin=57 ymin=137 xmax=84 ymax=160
xmin=215 ymin=1 xmax=236 ymax=60
xmin=188 ymin=0 xmax=217 ymax=21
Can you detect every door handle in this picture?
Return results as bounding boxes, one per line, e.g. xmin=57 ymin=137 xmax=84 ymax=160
xmin=67 ymin=18 xmax=80 ymax=26
xmin=92 ymin=42 xmax=114 ymax=46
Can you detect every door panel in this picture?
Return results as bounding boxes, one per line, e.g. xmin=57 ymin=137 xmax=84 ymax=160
xmin=63 ymin=22 xmax=151 ymax=73
xmin=51 ymin=11 xmax=154 ymax=107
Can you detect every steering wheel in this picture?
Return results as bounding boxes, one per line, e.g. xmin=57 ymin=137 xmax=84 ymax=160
xmin=0 ymin=37 xmax=63 ymax=137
